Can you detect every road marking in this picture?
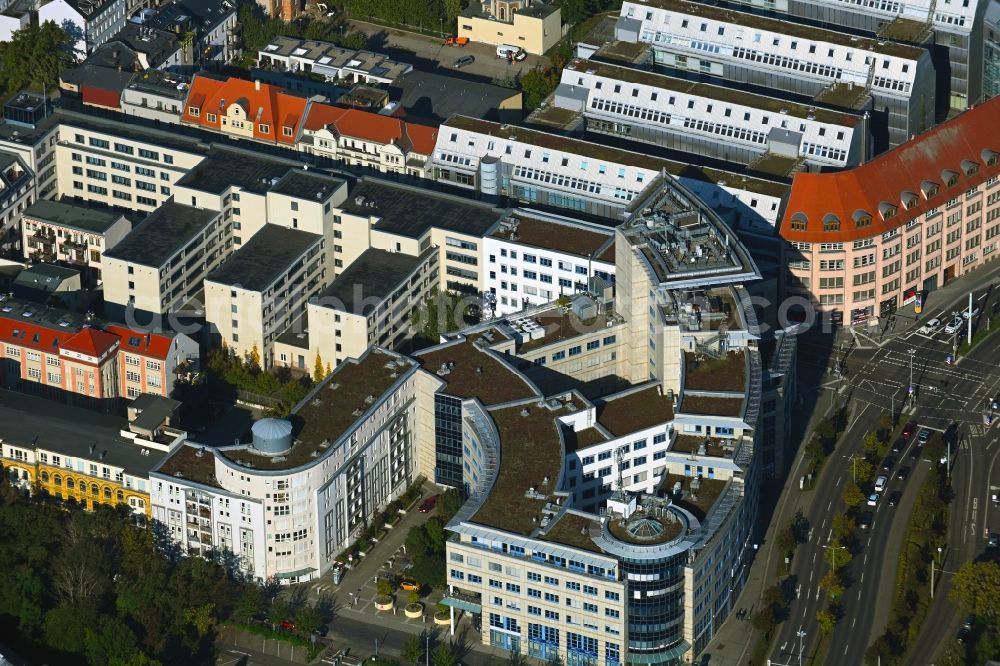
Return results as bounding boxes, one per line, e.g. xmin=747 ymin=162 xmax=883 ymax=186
xmin=844 ymin=644 xmax=850 ymax=655
xmin=864 ymin=552 xmax=868 ymax=565
xmin=813 ymin=552 xmax=817 ymax=563
xmin=852 ymin=618 xmax=857 ymax=628
xmin=810 ymin=570 xmax=814 ymax=582
xmin=828 ymin=500 xmax=833 ymax=511
xmin=858 ymin=590 xmax=862 ymax=600
xmin=861 ymin=572 xmax=865 ymax=583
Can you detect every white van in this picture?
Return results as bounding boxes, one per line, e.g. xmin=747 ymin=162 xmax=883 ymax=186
xmin=496 ymin=44 xmax=527 ymax=61
xmin=874 ymin=475 xmax=888 ymax=492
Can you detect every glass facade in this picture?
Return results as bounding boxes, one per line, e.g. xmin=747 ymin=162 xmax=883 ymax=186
xmin=623 ymin=551 xmax=686 ymax=662
xmin=434 ymin=394 xmax=463 ymax=487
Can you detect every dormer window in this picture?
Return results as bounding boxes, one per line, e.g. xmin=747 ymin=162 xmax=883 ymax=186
xmin=283 ymin=126 xmax=294 ymax=137
xmin=961 ymin=159 xmax=979 ymax=176
xmin=789 ymin=212 xmax=808 ymax=231
xmin=981 ymin=149 xmax=998 ymax=167
xmin=822 ymin=213 xmax=840 ymax=232
xmin=259 ymin=124 xmax=270 ymax=134
xmin=207 ymin=113 xmax=216 ymax=123
xmin=852 ymin=209 xmax=872 ymax=228
xmin=942 ymin=169 xmax=960 ymax=187
xmin=188 ymin=106 xmax=200 ymax=117
xmin=920 ymin=180 xmax=939 ymax=198
xmin=900 ymin=192 xmax=918 ymax=209
xmin=878 ymin=202 xmax=897 ymax=219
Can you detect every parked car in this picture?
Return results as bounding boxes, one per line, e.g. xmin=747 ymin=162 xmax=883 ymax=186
xmin=881 ymin=456 xmax=896 ymax=472
xmin=858 ymin=510 xmax=873 ymax=529
xmin=891 ymin=437 xmax=906 ymax=454
xmin=910 ymin=446 xmax=922 ymax=461
xmin=902 ymin=421 xmax=918 ymax=439
xmin=989 ymin=533 xmax=999 ymax=548
xmin=888 ymin=490 xmax=902 ymax=506
xmin=418 ymin=496 xmax=437 ymax=513
xmin=280 ymin=619 xmax=296 ymax=630
xmin=867 ymin=492 xmax=880 ymax=506
xmin=963 ymin=306 xmax=981 ymax=319
xmin=453 ymin=55 xmax=475 ymax=68
xmin=874 ymin=475 xmax=888 ymax=492
xmin=896 ymin=466 xmax=910 ymax=481
xmin=963 ymin=616 xmax=975 ymax=631
xmin=945 ymin=317 xmax=963 ymax=334
xmin=918 ymin=318 xmax=941 ymax=334
xmin=918 ymin=429 xmax=932 ymax=445
xmin=958 ymin=627 xmax=971 ymax=643
xmin=400 ymin=579 xmax=420 ymax=591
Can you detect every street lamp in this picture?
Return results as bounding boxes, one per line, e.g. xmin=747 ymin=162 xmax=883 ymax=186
xmin=823 ymin=542 xmax=847 ymax=569
xmin=908 ymin=347 xmax=916 ymax=402
xmin=796 ymin=628 xmax=807 ymax=666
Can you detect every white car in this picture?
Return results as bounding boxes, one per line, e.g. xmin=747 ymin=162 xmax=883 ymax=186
xmin=918 ymin=318 xmax=941 ymax=334
xmin=944 ymin=318 xmax=963 ymax=334
xmin=874 ymin=475 xmax=888 ymax=492
xmin=962 ymin=306 xmax=981 ymax=319
xmin=867 ymin=492 xmax=880 ymax=506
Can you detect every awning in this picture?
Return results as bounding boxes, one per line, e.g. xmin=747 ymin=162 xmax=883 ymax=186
xmin=275 ymin=567 xmax=317 ymax=580
xmin=626 ymin=641 xmax=690 ymax=664
xmin=441 ymin=596 xmax=482 ymax=613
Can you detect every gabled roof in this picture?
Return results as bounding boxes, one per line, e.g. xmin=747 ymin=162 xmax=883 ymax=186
xmin=181 ymin=75 xmax=308 ymax=145
xmin=302 ymin=102 xmax=437 ymax=156
xmin=780 ymin=95 xmax=1000 ymax=243
xmin=0 ymin=318 xmax=70 ymax=355
xmin=105 ymin=324 xmax=176 ymax=360
xmin=61 ymin=328 xmax=120 ymax=359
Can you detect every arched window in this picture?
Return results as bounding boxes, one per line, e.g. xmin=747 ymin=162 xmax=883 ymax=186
xmin=116 ymin=490 xmax=124 ymax=502
xmin=54 ymin=474 xmax=62 ymax=487
xmin=103 ymin=487 xmax=112 ymax=500
xmin=66 ymin=478 xmax=75 ymax=490
xmin=91 ymin=483 xmax=99 ymax=496
xmin=40 ymin=471 xmax=49 ymax=483
xmin=822 ymin=214 xmax=841 ymax=232
xmin=789 ymin=212 xmax=808 ymax=231
xmin=942 ymin=169 xmax=959 ymax=187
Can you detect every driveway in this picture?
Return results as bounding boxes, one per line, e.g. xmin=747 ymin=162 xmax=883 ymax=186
xmin=347 ymin=19 xmax=548 ymax=80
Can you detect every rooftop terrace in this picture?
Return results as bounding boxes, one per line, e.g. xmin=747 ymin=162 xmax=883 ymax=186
xmin=671 ymin=434 xmax=732 ymax=458
xmin=516 ymin=307 xmax=616 ymax=353
xmin=220 ymin=350 xmax=415 ymax=471
xmin=596 ymin=385 xmax=675 ymax=437
xmin=471 ymin=402 xmax=566 ymax=536
xmin=813 ymin=82 xmax=872 ymax=110
xmin=877 ymin=17 xmax=932 ymax=43
xmin=678 ymin=395 xmax=744 ymax=417
xmin=418 ymin=337 xmax=537 ymax=405
xmin=683 ymin=350 xmax=747 ymax=392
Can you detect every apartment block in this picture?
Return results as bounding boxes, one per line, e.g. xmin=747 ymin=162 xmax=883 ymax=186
xmin=103 ymin=201 xmax=229 ymax=325
xmin=988 ymin=0 xmax=1000 ymax=100
xmin=257 ymin=36 xmax=413 ymax=86
xmin=0 ymin=93 xmax=59 ymax=199
xmin=618 ymin=0 xmax=935 ymax=149
xmin=458 ymin=0 xmax=563 ymax=55
xmin=483 ymin=209 xmax=615 ymax=316
xmin=275 ymin=247 xmax=438 ymax=371
xmin=120 ymin=70 xmax=192 ymax=123
xmin=779 ymin=94 xmax=1000 ymax=323
xmin=431 ymin=115 xmax=787 ymax=231
xmin=557 ymin=55 xmax=868 ymax=170
xmin=299 ymin=102 xmax=438 ymax=178
xmin=146 ymin=0 xmax=240 ymax=66
xmin=20 ymin=199 xmax=131 ymax=284
xmin=0 ymin=150 xmax=34 ymax=259
xmin=204 ymin=224 xmax=326 ymax=367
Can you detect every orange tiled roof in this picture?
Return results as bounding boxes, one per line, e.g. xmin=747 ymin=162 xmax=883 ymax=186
xmin=105 ymin=324 xmax=176 ymax=360
xmin=61 ymin=328 xmax=120 ymax=359
xmin=181 ymin=75 xmax=307 ymax=145
xmin=780 ymin=95 xmax=1000 ymax=244
xmin=303 ymin=102 xmax=437 ymax=156
xmin=0 ymin=318 xmax=69 ymax=355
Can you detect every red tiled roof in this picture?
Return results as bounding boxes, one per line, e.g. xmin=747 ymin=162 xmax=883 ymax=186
xmin=0 ymin=318 xmax=69 ymax=355
xmin=181 ymin=75 xmax=308 ymax=145
xmin=61 ymin=328 xmax=120 ymax=358
xmin=303 ymin=102 xmax=437 ymax=156
xmin=81 ymin=85 xmax=123 ymax=110
xmin=780 ymin=95 xmax=1000 ymax=244
xmin=105 ymin=324 xmax=175 ymax=360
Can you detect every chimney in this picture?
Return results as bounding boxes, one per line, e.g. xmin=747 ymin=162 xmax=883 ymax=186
xmin=255 ymin=79 xmax=261 ymax=92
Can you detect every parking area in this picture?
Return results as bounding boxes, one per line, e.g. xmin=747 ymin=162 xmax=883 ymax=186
xmin=346 ymin=19 xmax=548 ymax=80
xmin=907 ymin=284 xmax=1000 ymax=349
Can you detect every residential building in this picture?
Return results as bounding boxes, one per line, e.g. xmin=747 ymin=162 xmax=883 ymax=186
xmin=703 ymin=0 xmax=989 ymax=111
xmin=431 ymin=115 xmax=787 ymax=231
xmin=299 ymin=102 xmax=439 ymax=178
xmin=120 ymin=70 xmax=193 ymax=123
xmin=618 ymin=0 xmax=936 ymax=149
xmin=987 ymin=0 xmax=1000 ymax=99
xmin=458 ymin=0 xmax=563 ymax=55
xmin=11 ymin=264 xmax=82 ymax=309
xmin=274 ymin=247 xmax=438 ymax=371
xmin=151 ymin=348 xmax=425 ymax=582
xmin=146 ymin=0 xmax=239 ymax=66
xmin=0 ymin=150 xmax=34 ymax=259
xmin=483 ymin=209 xmax=615 ymax=316
xmin=257 ymin=36 xmax=413 ymax=86
xmin=554 ymin=55 xmax=868 ymax=171
xmin=20 ymin=199 xmax=131 ymax=284
xmin=102 ymin=201 xmax=229 ymax=325
xmin=387 ymin=70 xmax=524 ymax=126
xmin=20 ymin=0 xmax=128 ymax=54
xmin=0 ymin=389 xmax=183 ymax=516
xmin=180 ymin=75 xmax=308 ymax=147
xmin=0 ymin=293 xmax=198 ymax=407
xmin=778 ymin=94 xmax=1000 ymax=324
xmin=204 ymin=224 xmax=326 ymax=367
xmin=0 ymin=92 xmax=58 ymax=200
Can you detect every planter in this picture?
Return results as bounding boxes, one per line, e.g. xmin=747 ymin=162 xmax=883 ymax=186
xmin=404 ymin=603 xmax=424 ymax=619
xmin=383 ymin=523 xmax=393 ymax=530
xmin=434 ymin=610 xmax=450 ymax=625
xmin=374 ymin=595 xmax=394 ymax=611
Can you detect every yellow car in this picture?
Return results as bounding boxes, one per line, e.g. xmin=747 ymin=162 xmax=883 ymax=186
xmin=400 ymin=579 xmax=420 ymax=591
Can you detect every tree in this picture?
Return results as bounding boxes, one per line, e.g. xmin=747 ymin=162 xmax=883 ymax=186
xmin=402 ymin=635 xmax=425 ymax=664
xmin=950 ymin=560 xmax=1000 ymax=618
xmin=831 ymin=512 xmax=854 ymax=541
xmin=816 ymin=609 xmax=837 ymax=635
xmin=43 ymin=602 xmax=98 ymax=653
xmin=246 ymin=344 xmax=262 ymax=371
xmin=819 ymin=570 xmax=845 ymax=600
xmin=234 ymin=585 xmax=263 ymax=623
xmin=842 ymin=482 xmax=866 ymax=510
xmin=407 ymin=589 xmax=421 ymax=605
xmin=439 ymin=488 xmax=466 ymax=522
xmin=432 ymin=643 xmax=458 ymax=666
xmin=84 ymin=616 xmax=140 ymax=666
xmin=863 ymin=431 xmax=884 ymax=459
xmin=111 ymin=653 xmax=163 ymax=666
xmin=377 ymin=578 xmax=394 ymax=597
xmin=314 ymin=352 xmax=325 ymax=383
xmin=294 ymin=604 xmax=322 ymax=635
xmin=826 ymin=541 xmax=852 ymax=570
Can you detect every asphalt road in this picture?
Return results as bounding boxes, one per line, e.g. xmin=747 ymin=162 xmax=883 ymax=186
xmin=770 ymin=282 xmax=1000 ymax=666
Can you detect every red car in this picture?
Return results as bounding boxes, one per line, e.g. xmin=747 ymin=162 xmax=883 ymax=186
xmin=418 ymin=496 xmax=437 ymax=513
xmin=902 ymin=421 xmax=918 ymax=439
xmin=280 ymin=620 xmax=296 ymax=631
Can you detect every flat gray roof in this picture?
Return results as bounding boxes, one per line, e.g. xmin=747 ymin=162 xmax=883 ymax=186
xmin=270 ymin=169 xmax=346 ymax=201
xmin=22 ymin=199 xmax=126 ymax=233
xmin=0 ymin=389 xmax=165 ymax=476
xmin=206 ymin=225 xmax=322 ymax=292
xmin=344 ymin=178 xmax=501 ymax=239
xmin=105 ymin=201 xmax=219 ymax=268
xmin=174 ymin=146 xmax=302 ymax=195
xmin=317 ymin=248 xmax=428 ymax=315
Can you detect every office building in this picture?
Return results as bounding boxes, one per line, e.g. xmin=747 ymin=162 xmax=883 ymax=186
xmin=779 ymin=94 xmax=1000 ymax=324
xmin=987 ymin=0 xmax=1000 ymax=99
xmin=0 ymin=150 xmax=34 ymax=259
xmin=458 ymin=0 xmax=563 ymax=55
